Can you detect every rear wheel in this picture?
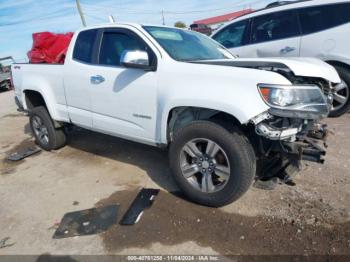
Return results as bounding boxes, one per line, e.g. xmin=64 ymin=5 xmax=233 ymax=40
xmin=169 ymin=121 xmax=256 ymax=207
xmin=329 ymin=65 xmax=350 ymax=117
xmin=30 ymin=106 xmax=66 ymax=151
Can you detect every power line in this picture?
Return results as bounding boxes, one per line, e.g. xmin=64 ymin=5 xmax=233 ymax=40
xmin=0 ymin=11 xmax=73 ymax=27
xmin=84 ymin=13 xmax=107 ymax=23
xmin=82 ymin=0 xmax=267 ymax=15
xmin=0 ymin=0 xmax=269 ymax=28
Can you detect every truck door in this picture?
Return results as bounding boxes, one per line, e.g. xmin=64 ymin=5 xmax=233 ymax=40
xmin=63 ymin=29 xmax=99 ymax=129
xmin=88 ymin=28 xmax=159 ymax=143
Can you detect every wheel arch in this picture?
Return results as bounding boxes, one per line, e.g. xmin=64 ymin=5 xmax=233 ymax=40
xmin=164 ymin=106 xmax=243 ymax=144
xmin=22 ymin=89 xmax=63 ymax=127
xmin=326 ymin=60 xmax=350 ymax=73
xmin=24 ymin=89 xmax=47 ymax=110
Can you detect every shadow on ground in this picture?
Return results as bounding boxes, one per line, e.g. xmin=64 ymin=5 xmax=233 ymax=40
xmin=66 ymin=128 xmax=177 ymax=192
xmin=96 ymin=189 xmax=350 ymax=255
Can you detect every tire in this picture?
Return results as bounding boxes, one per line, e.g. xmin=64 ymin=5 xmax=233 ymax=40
xmin=29 ymin=106 xmax=66 ymax=151
xmin=329 ymin=65 xmax=350 ymax=117
xmin=169 ymin=121 xmax=256 ymax=207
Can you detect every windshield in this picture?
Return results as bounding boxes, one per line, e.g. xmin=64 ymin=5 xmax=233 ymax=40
xmin=143 ymin=26 xmax=234 ymax=62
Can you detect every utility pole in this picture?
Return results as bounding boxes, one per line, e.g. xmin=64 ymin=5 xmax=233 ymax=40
xmin=76 ymin=0 xmax=86 ymax=27
xmin=109 ymin=15 xmax=116 ymax=23
xmin=161 ymin=10 xmax=165 ymax=25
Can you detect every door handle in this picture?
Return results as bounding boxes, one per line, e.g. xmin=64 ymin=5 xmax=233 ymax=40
xmin=281 ymin=46 xmax=296 ymax=54
xmin=90 ymin=75 xmax=105 ymax=84
xmin=280 ymin=46 xmax=296 ymax=54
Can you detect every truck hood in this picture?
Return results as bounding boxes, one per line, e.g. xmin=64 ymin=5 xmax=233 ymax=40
xmin=195 ymin=57 xmax=341 ymax=84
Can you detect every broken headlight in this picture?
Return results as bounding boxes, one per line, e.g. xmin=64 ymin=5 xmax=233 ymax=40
xmin=258 ymin=84 xmax=329 ymax=119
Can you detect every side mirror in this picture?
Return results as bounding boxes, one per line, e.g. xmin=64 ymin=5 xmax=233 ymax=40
xmin=120 ymin=50 xmax=150 ymax=70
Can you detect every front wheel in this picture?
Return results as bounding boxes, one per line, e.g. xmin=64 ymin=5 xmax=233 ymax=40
xmin=30 ymin=106 xmax=66 ymax=151
xmin=169 ymin=121 xmax=256 ymax=207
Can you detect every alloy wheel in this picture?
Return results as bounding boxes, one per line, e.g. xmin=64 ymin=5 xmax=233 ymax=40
xmin=32 ymin=115 xmax=49 ymax=145
xmin=179 ymin=138 xmax=231 ymax=193
xmin=332 ymin=80 xmax=349 ymax=111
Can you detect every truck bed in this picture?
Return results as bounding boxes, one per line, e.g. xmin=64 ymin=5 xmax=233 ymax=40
xmin=11 ymin=63 xmax=66 ymax=115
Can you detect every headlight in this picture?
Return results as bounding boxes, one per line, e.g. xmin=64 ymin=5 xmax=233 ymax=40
xmin=258 ymin=84 xmax=329 ymax=119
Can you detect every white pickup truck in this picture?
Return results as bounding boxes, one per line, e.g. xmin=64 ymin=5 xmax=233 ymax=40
xmin=12 ymin=23 xmax=341 ymax=207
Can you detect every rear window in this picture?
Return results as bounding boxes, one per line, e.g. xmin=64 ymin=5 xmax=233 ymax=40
xmin=298 ymin=3 xmax=350 ymax=35
xmin=73 ymin=29 xmax=97 ymax=63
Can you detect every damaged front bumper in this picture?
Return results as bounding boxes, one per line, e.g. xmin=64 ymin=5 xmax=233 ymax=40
xmin=283 ymin=128 xmax=327 ymax=164
xmin=250 ymin=79 xmax=333 ymax=185
xmin=250 ymin=111 xmax=329 ymax=183
xmin=252 ymin=112 xmax=328 ymax=164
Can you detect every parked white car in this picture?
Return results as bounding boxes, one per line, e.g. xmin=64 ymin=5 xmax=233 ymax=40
xmin=12 ymin=23 xmax=340 ymax=206
xmin=212 ymin=0 xmax=350 ymax=117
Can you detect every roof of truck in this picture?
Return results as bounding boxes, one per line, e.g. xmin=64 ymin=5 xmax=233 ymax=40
xmin=76 ymin=22 xmax=188 ymax=33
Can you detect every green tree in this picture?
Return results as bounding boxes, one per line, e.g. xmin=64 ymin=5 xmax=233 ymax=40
xmin=174 ymin=21 xmax=187 ymax=28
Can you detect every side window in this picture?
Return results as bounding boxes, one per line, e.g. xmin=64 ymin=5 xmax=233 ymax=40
xmin=299 ymin=3 xmax=350 ymax=35
xmin=98 ymin=32 xmax=147 ymax=66
xmin=251 ymin=10 xmax=300 ymax=44
xmin=73 ymin=29 xmax=97 ymax=63
xmin=212 ymin=20 xmax=249 ymax=48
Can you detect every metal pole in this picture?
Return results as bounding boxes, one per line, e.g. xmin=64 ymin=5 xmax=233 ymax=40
xmin=109 ymin=15 xmax=116 ymax=23
xmin=162 ymin=10 xmax=165 ymax=25
xmin=76 ymin=0 xmax=86 ymax=27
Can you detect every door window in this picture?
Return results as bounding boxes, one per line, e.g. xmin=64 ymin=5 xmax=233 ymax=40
xmin=98 ymin=32 xmax=147 ymax=66
xmin=73 ymin=29 xmax=97 ymax=63
xmin=298 ymin=3 xmax=350 ymax=35
xmin=251 ymin=10 xmax=300 ymax=44
xmin=212 ymin=20 xmax=250 ymax=48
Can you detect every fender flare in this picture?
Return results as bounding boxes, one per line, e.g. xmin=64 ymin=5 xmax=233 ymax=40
xmin=157 ymin=102 xmax=252 ymax=144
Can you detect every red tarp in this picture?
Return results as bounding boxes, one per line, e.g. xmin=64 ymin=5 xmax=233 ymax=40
xmin=27 ymin=32 xmax=74 ymax=64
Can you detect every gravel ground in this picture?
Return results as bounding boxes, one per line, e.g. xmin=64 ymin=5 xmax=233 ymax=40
xmin=0 ymin=90 xmax=349 ymax=256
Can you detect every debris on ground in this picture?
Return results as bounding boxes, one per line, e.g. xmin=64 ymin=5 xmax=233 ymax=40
xmin=53 ymin=205 xmax=119 ymax=239
xmin=120 ymin=188 xmax=159 ymax=225
xmin=7 ymin=147 xmax=41 ymax=161
xmin=0 ymin=237 xmax=15 ymax=249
